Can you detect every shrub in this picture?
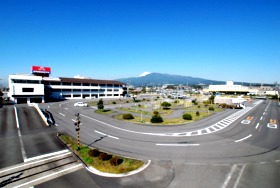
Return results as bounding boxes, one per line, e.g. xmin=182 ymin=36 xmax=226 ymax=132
xmin=98 ymin=152 xmax=112 ymax=161
xmin=196 ymin=111 xmax=200 ymax=116
xmin=153 ymin=111 xmax=159 ymax=116
xmin=110 ymin=156 xmax=124 ymax=166
xmin=138 ymin=104 xmax=141 ymax=107
xmin=209 ymin=107 xmax=215 ymax=111
xmin=88 ymin=149 xmax=100 ymax=157
xmin=151 ymin=115 xmax=163 ymax=123
xmin=193 ymin=102 xmax=198 ymax=105
xmin=198 ymin=105 xmax=200 ymax=108
xmin=112 ymin=101 xmax=116 ymax=104
xmin=97 ymin=99 xmax=104 ymax=110
xmin=123 ymin=114 xmax=134 ymax=120
xmin=161 ymin=102 xmax=171 ymax=109
xmin=183 ymin=113 xmax=192 ymax=120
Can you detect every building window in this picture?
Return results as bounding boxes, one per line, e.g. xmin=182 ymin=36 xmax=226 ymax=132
xmin=73 ymin=89 xmax=81 ymax=92
xmin=73 ymin=83 xmax=81 ymax=86
xmin=62 ymin=82 xmax=71 ymax=85
xmin=73 ymin=94 xmax=81 ymax=97
xmin=107 ymin=89 xmax=112 ymax=92
xmin=62 ymin=89 xmax=72 ymax=92
xmin=22 ymin=88 xmax=34 ymax=92
xmin=83 ymin=83 xmax=90 ymax=86
xmin=50 ymin=82 xmax=60 ymax=85
xmin=114 ymin=89 xmax=119 ymax=92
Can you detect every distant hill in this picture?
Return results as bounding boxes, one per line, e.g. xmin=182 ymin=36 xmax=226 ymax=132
xmin=117 ymin=73 xmax=226 ymax=86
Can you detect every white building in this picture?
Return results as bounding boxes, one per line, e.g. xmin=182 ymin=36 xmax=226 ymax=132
xmin=8 ymin=66 xmax=127 ymax=104
xmin=208 ymin=81 xmax=249 ymax=94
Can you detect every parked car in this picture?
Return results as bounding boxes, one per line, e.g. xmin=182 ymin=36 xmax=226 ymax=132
xmin=74 ymin=102 xmax=88 ymax=107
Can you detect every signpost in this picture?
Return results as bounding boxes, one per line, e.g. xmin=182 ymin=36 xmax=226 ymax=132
xmin=74 ymin=113 xmax=81 ymax=150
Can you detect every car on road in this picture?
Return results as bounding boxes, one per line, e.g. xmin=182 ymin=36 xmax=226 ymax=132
xmin=74 ymin=102 xmax=88 ymax=107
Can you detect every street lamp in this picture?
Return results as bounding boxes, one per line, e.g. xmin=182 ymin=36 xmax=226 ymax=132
xmin=74 ymin=113 xmax=81 ymax=150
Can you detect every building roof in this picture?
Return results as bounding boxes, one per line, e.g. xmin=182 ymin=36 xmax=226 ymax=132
xmin=58 ymin=77 xmax=125 ymax=85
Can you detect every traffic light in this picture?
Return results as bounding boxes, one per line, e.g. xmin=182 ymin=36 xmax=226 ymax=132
xmin=74 ymin=113 xmax=81 ymax=150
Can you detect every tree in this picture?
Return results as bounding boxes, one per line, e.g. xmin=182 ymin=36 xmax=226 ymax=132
xmin=151 ymin=111 xmax=163 ymax=123
xmin=209 ymin=95 xmax=215 ymax=104
xmin=97 ymin=99 xmax=104 ymax=110
xmin=183 ymin=113 xmax=192 ymax=120
xmin=161 ymin=102 xmax=171 ymax=109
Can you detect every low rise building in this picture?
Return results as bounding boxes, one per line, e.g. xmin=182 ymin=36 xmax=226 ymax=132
xmin=8 ymin=66 xmax=127 ymax=104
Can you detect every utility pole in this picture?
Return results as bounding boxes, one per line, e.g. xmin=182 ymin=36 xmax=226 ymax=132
xmin=74 ymin=113 xmax=81 ymax=150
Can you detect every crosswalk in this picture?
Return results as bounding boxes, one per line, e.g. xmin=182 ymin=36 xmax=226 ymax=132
xmin=168 ymin=100 xmax=263 ymax=137
xmin=0 ymin=149 xmax=83 ymax=188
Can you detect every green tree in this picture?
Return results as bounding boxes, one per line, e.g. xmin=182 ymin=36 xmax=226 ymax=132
xmin=209 ymin=95 xmax=215 ymax=104
xmin=183 ymin=113 xmax=192 ymax=120
xmin=161 ymin=101 xmax=171 ymax=109
xmin=151 ymin=111 xmax=163 ymax=123
xmin=97 ymin=99 xmax=104 ymax=110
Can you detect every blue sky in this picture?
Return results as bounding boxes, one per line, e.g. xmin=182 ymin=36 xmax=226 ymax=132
xmin=0 ymin=0 xmax=279 ymax=86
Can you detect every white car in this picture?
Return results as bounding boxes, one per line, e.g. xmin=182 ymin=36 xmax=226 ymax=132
xmin=74 ymin=102 xmax=88 ymax=107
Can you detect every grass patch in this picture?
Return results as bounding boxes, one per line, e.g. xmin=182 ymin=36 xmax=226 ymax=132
xmin=95 ymin=109 xmax=112 ymax=114
xmin=59 ymin=134 xmax=144 ymax=174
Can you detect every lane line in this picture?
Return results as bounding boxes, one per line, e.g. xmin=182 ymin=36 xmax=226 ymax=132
xmin=260 ymin=116 xmax=263 ymax=120
xmin=233 ymin=165 xmax=246 ymax=188
xmin=156 ymin=143 xmax=200 ymax=146
xmin=235 ymin=134 xmax=252 ymax=143
xmin=94 ymin=130 xmax=119 ymax=139
xmin=0 ymin=151 xmax=71 ymax=174
xmin=24 ymin=149 xmax=70 ymax=162
xmin=14 ymin=106 xmax=27 ymax=162
xmin=255 ymin=123 xmax=260 ymax=129
xmin=221 ymin=164 xmax=237 ymax=188
xmin=59 ymin=113 xmax=65 ymax=116
xmin=13 ymin=164 xmax=83 ymax=188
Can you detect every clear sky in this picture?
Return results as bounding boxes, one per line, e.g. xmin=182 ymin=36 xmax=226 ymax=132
xmin=0 ymin=0 xmax=279 ymax=87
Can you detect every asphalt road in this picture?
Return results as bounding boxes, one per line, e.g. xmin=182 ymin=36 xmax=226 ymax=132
xmin=36 ymin=99 xmax=280 ymax=187
xmin=1 ymin=99 xmax=279 ymax=187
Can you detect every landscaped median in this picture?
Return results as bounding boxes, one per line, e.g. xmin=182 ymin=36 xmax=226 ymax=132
xmin=58 ymin=134 xmax=150 ymax=177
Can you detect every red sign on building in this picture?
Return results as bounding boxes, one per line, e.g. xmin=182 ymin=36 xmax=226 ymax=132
xmin=31 ymin=66 xmax=51 ymax=74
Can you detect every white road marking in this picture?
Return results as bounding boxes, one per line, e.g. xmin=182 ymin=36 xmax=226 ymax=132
xmin=260 ymin=116 xmax=263 ymax=120
xmin=255 ymin=123 xmax=260 ymax=129
xmin=80 ymin=103 xmax=260 ymax=137
xmin=14 ymin=107 xmax=27 ymax=162
xmin=222 ymin=164 xmax=237 ymax=188
xmin=0 ymin=151 xmax=71 ymax=174
xmin=267 ymin=123 xmax=277 ymax=129
xmin=156 ymin=143 xmax=200 ymax=146
xmin=24 ymin=149 xmax=70 ymax=162
xmin=233 ymin=165 xmax=246 ymax=188
xmin=235 ymin=134 xmax=252 ymax=143
xmin=13 ymin=164 xmax=83 ymax=188
xmin=59 ymin=113 xmax=65 ymax=116
xmin=94 ymin=130 xmax=119 ymax=139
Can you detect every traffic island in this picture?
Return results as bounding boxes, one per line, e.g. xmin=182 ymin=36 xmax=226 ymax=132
xmin=57 ymin=134 xmax=150 ymax=177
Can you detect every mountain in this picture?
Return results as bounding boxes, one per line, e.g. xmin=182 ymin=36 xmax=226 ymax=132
xmin=117 ymin=73 xmax=225 ymax=86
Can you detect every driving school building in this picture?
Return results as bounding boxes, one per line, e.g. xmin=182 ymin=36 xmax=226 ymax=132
xmin=8 ymin=66 xmax=127 ymax=104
